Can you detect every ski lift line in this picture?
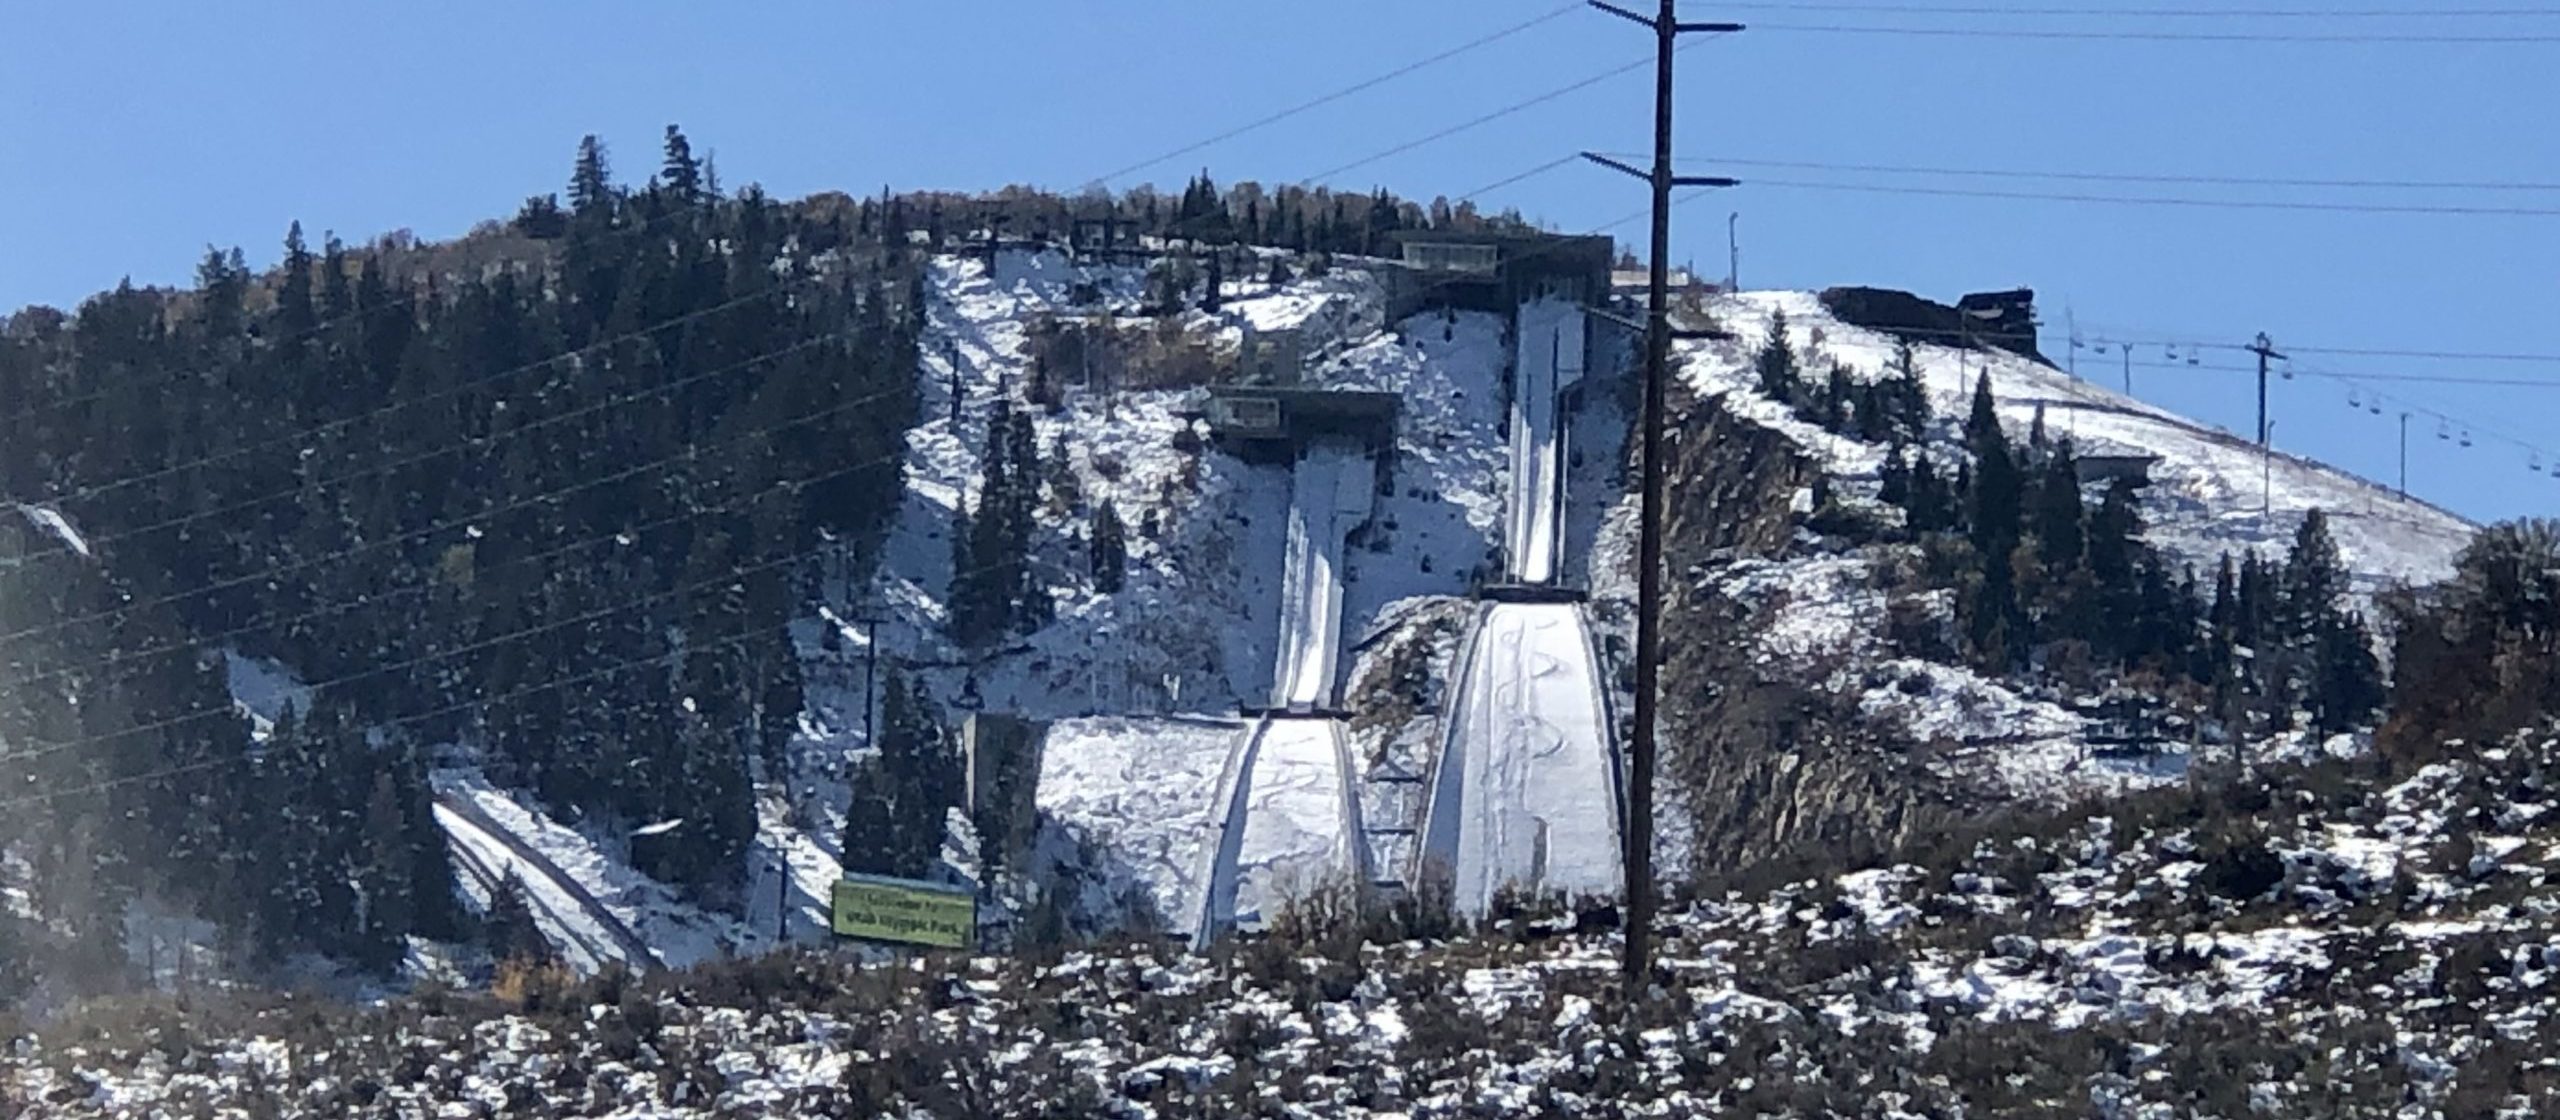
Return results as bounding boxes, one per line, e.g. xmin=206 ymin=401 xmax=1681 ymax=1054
xmin=2096 ymin=351 xmax=2555 ymax=457
xmin=2073 ymin=327 xmax=2560 ymax=366
xmin=0 ymin=446 xmax=912 ymax=696
xmin=22 ymin=329 xmax=853 ymax=571
xmin=2096 ymin=353 xmax=2560 ymax=389
xmin=1745 ymin=20 xmax=2560 ymax=41
xmin=0 ymin=347 xmax=924 ymax=650
xmin=1746 ymin=177 xmax=2560 ymax=216
xmin=1636 ymin=154 xmax=2560 ymax=194
xmin=1091 ymin=1 xmax=1586 ymax=187
xmin=1711 ymin=2 xmax=2560 ymax=16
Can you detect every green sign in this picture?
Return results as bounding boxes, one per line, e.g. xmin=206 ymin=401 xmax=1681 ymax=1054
xmin=830 ymin=874 xmax=976 ymax=949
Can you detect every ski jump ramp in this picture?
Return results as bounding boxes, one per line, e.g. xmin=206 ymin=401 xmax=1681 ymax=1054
xmin=1421 ymin=295 xmax=1622 ymax=915
xmin=1273 ymin=439 xmax=1377 ymax=710
xmin=1505 ymin=298 xmax=1585 ymax=587
xmin=1193 ymin=439 xmax=1377 ymax=945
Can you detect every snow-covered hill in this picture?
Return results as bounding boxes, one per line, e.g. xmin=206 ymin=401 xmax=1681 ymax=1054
xmin=1656 ymin=290 xmax=2478 ymax=806
xmin=1700 ymin=291 xmax=2473 ymax=596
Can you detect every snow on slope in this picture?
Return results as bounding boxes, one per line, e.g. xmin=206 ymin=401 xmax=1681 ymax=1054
xmin=874 ymin=250 xmax=1332 ymax=721
xmin=1316 ymin=310 xmax=1513 ymax=626
xmin=1700 ymin=291 xmax=2474 ymax=594
xmin=1666 ymin=290 xmax=2478 ymax=801
xmin=1031 ymin=717 xmax=1242 ymax=935
xmin=433 ymin=770 xmax=744 ymax=969
xmin=1426 ymin=602 xmax=1624 ymax=913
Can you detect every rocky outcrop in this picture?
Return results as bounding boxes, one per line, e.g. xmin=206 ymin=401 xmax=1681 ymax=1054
xmin=1651 ymin=388 xmax=1974 ymax=885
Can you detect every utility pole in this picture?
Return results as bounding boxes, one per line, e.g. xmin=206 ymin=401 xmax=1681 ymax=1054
xmin=2122 ymin=344 xmax=2133 ymax=396
xmin=851 ymin=616 xmax=886 ymax=746
xmin=2249 ymin=332 xmax=2286 ymax=447
xmin=1726 ymin=211 xmax=1740 ymax=292
xmin=1582 ymin=0 xmax=1741 ymax=1000
xmin=2398 ymin=411 xmax=2412 ymax=495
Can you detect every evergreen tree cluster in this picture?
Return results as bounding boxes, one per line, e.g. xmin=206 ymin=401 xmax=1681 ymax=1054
xmin=875 ymin=170 xmax=1534 ymax=262
xmin=0 ymin=127 xmax=923 ymax=973
xmin=948 ymin=400 xmax=1056 ymax=650
xmin=1753 ymin=315 xmax=1931 ymax=448
xmin=839 ymin=673 xmax=960 ymax=879
xmin=1810 ymin=346 xmax=2389 ymax=736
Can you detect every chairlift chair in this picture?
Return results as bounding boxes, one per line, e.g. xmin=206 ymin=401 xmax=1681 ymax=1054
xmin=2369 ymin=401 xmax=2383 ymax=416
xmin=2460 ymin=429 xmax=2474 ymax=448
xmin=2438 ymin=419 xmax=2452 ymax=441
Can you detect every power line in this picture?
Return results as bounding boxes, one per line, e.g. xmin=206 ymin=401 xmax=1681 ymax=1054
xmin=1092 ymin=1 xmax=1584 ymax=186
xmin=21 ymin=327 xmax=846 ymax=571
xmin=1302 ymin=34 xmax=1726 ymax=186
xmin=1652 ymin=154 xmax=2560 ymax=194
xmin=0 ymin=450 xmax=903 ymax=697
xmin=0 ymin=348 xmax=921 ymax=650
xmin=1746 ymin=176 xmax=2560 ymax=216
xmin=1747 ymin=20 xmax=2560 ymax=40
xmin=1713 ymin=2 xmax=2560 ymax=17
xmin=0 ymin=614 xmax=778 ymax=809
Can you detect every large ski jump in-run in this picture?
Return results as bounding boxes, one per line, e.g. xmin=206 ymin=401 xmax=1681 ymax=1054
xmin=1506 ymin=298 xmax=1583 ymax=586
xmin=1273 ymin=439 xmax=1377 ymax=710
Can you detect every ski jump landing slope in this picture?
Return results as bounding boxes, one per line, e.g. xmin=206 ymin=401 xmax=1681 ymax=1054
xmin=1422 ymin=601 xmax=1623 ymax=914
xmin=1506 ymin=298 xmax=1585 ymax=586
xmin=1193 ymin=718 xmax=1365 ymax=945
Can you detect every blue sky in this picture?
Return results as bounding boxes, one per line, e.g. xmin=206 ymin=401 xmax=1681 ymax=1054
xmin=4 ymin=1 xmax=2553 ymax=525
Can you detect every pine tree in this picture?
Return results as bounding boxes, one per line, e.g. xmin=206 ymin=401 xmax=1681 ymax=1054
xmin=2280 ymin=508 xmax=2350 ymax=641
xmin=1905 ymin=452 xmax=1952 ymax=533
xmin=847 ymin=672 xmax=959 ymax=878
xmin=2311 ymin=610 xmax=2384 ymax=734
xmin=1819 ymin=363 xmax=1853 ymax=431
xmin=354 ymin=771 xmax=416 ymax=972
xmin=568 ymin=135 xmax=615 ymax=218
xmin=2029 ymin=439 xmax=2084 ymax=572
xmin=483 ymin=871 xmax=553 ymax=965
xmin=1755 ymin=310 xmax=1799 ymax=401
xmin=1888 ymin=338 xmax=1931 ymax=443
xmin=840 ymin=755 xmax=901 ymax=877
xmin=1965 ymin=374 xmax=2025 ymax=594
xmin=660 ymin=124 xmax=705 ymax=206
xmin=1877 ymin=447 xmax=1912 ymax=508
xmin=276 ymin=221 xmax=317 ymax=341
xmin=1091 ymin=500 xmax=1129 ymax=594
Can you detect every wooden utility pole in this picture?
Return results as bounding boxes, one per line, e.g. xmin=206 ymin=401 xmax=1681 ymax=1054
xmin=2249 ymin=332 xmax=2286 ymax=447
xmin=1582 ymin=0 xmax=1741 ymax=997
